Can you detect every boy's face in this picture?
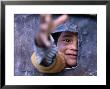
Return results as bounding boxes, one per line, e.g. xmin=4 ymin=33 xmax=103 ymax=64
xmin=57 ymin=32 xmax=78 ymax=67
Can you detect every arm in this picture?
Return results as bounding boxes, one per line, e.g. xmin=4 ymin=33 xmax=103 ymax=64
xmin=34 ymin=35 xmax=57 ymax=66
xmin=31 ymin=51 xmax=66 ymax=73
xmin=31 ymin=14 xmax=68 ymax=73
xmin=32 ymin=35 xmax=66 ymax=73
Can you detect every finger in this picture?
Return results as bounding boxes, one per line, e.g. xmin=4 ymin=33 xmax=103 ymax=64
xmin=40 ymin=14 xmax=46 ymax=23
xmin=40 ymin=23 xmax=49 ymax=33
xmin=52 ymin=14 xmax=69 ymax=30
xmin=40 ymin=14 xmax=52 ymax=24
xmin=45 ymin=14 xmax=52 ymax=24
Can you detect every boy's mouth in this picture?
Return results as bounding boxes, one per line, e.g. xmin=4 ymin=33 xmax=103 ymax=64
xmin=65 ymin=54 xmax=77 ymax=59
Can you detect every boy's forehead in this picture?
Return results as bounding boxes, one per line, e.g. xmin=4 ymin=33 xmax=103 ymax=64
xmin=60 ymin=31 xmax=77 ymax=37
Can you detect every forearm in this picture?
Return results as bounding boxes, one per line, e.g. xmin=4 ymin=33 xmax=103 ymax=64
xmin=31 ymin=51 xmax=66 ymax=73
xmin=34 ymin=35 xmax=57 ymax=66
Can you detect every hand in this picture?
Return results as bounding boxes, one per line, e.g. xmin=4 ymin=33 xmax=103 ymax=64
xmin=36 ymin=14 xmax=69 ymax=47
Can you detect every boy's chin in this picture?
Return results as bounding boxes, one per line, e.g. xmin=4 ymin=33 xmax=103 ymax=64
xmin=66 ymin=62 xmax=77 ymax=68
xmin=64 ymin=57 xmax=77 ymax=67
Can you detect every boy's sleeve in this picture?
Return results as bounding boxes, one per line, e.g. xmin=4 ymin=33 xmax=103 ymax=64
xmin=34 ymin=35 xmax=57 ymax=66
xmin=31 ymin=51 xmax=66 ymax=73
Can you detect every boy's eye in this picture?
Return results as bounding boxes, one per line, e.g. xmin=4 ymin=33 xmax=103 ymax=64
xmin=64 ymin=39 xmax=71 ymax=43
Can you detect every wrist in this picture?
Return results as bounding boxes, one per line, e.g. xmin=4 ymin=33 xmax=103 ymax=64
xmin=34 ymin=36 xmax=45 ymax=48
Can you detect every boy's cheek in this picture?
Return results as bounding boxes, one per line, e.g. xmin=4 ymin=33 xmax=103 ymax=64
xmin=58 ymin=45 xmax=66 ymax=54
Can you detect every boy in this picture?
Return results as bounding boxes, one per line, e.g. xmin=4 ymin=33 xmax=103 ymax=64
xmin=31 ymin=14 xmax=78 ymax=73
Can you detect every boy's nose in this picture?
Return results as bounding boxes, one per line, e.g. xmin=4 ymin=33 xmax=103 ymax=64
xmin=65 ymin=44 xmax=78 ymax=55
xmin=69 ymin=43 xmax=77 ymax=51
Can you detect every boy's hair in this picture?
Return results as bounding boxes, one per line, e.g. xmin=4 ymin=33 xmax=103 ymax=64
xmin=51 ymin=32 xmax=61 ymax=45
